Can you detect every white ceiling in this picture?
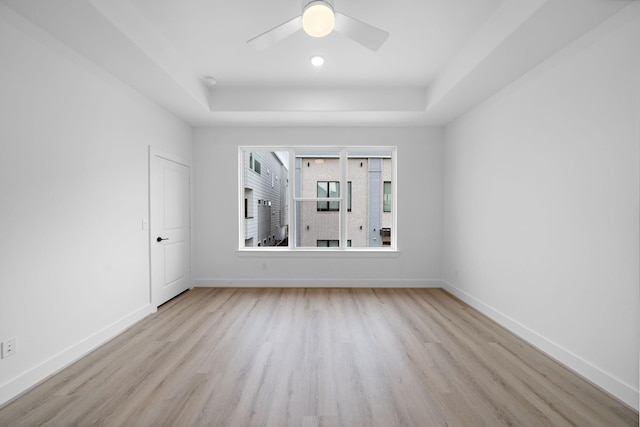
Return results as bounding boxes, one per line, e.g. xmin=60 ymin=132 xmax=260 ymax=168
xmin=129 ymin=0 xmax=502 ymax=87
xmin=1 ymin=0 xmax=633 ymax=126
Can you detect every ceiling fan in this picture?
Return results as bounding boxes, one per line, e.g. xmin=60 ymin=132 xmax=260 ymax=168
xmin=247 ymin=0 xmax=389 ymax=52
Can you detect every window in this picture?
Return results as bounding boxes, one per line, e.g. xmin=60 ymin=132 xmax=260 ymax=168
xmin=249 ymin=152 xmax=261 ymax=174
xmin=317 ymin=181 xmax=339 ymax=211
xmin=380 ymin=228 xmax=391 ymax=246
xmin=317 ymin=239 xmax=339 ymax=247
xmin=383 ymin=181 xmax=392 ymax=212
xmin=316 ymin=181 xmax=352 ymax=212
xmin=240 ymin=147 xmax=396 ymax=250
xmin=242 ymin=151 xmax=287 ymax=247
xmin=317 ymin=240 xmax=351 ymax=247
xmin=244 ymin=188 xmax=254 ymax=218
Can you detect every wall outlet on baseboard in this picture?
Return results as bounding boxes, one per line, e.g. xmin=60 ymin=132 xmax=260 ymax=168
xmin=1 ymin=338 xmax=16 ymax=359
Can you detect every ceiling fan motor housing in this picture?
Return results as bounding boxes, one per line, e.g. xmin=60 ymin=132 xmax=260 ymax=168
xmin=302 ymin=0 xmax=334 ymax=9
xmin=302 ymin=0 xmax=336 ymax=37
xmin=247 ymin=0 xmax=387 ymax=51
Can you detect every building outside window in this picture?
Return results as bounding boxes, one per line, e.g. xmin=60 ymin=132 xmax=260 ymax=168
xmin=242 ymin=151 xmax=288 ymax=247
xmin=239 ymin=147 xmax=396 ymax=250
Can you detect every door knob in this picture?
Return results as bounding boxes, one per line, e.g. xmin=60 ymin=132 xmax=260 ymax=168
xmin=156 ymin=237 xmax=169 ymax=242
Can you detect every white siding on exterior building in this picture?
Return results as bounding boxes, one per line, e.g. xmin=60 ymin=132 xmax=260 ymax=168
xmin=243 ymin=151 xmax=288 ymax=247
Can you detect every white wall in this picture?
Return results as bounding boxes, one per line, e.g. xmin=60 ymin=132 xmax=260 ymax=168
xmin=442 ymin=6 xmax=640 ymax=409
xmin=193 ymin=126 xmax=443 ymax=287
xmin=0 ymin=9 xmax=192 ymax=405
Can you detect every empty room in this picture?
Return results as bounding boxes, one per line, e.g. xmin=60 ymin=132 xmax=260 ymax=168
xmin=0 ymin=0 xmax=638 ymax=425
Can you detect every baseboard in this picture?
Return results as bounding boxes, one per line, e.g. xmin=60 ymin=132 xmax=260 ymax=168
xmin=0 ymin=304 xmax=156 ymax=407
xmin=441 ymin=281 xmax=639 ymax=411
xmin=193 ymin=278 xmax=444 ymax=288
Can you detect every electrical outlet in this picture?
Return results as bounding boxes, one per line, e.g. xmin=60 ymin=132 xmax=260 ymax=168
xmin=1 ymin=338 xmax=16 ymax=359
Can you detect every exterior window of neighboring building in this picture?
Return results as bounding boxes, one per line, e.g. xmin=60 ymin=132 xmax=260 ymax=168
xmin=316 ymin=181 xmax=351 ymax=211
xmin=383 ymin=181 xmax=392 ymax=212
xmin=317 ymin=240 xmax=351 ymax=247
xmin=239 ymin=147 xmax=396 ymax=251
xmin=244 ymin=188 xmax=254 ymax=219
xmin=249 ymin=152 xmax=261 ymax=174
xmin=317 ymin=181 xmax=339 ymax=211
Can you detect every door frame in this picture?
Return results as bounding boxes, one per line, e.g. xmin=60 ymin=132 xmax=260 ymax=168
xmin=148 ymin=147 xmax=193 ymax=308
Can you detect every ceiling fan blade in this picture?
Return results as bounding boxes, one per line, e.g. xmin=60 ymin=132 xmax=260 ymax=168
xmin=247 ymin=16 xmax=303 ymax=50
xmin=334 ymin=12 xmax=389 ymax=51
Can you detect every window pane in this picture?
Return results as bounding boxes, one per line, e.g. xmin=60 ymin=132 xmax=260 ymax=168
xmin=329 ymin=181 xmax=339 ymax=197
xmin=345 ymin=151 xmax=393 ymax=248
xmin=317 ymin=182 xmax=328 ymax=211
xmin=295 ymin=150 xmax=341 ymax=248
xmin=295 ymin=200 xmax=340 ymax=248
xmin=241 ymin=150 xmax=289 ymax=247
xmin=317 ymin=181 xmax=328 ymax=198
xmin=384 ymin=181 xmax=392 ymax=212
xmin=296 ymin=150 xmax=341 ymax=199
xmin=317 ymin=239 xmax=343 ymax=247
xmin=329 ymin=181 xmax=339 ymax=211
xmin=316 ymin=181 xmax=340 ymax=211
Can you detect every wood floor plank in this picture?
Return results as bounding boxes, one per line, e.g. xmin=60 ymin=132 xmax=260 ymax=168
xmin=0 ymin=288 xmax=636 ymax=427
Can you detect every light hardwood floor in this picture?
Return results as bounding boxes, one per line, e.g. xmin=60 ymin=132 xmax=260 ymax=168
xmin=0 ymin=288 xmax=637 ymax=426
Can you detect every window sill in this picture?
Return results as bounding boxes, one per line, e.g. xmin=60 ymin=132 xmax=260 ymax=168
xmin=236 ymin=248 xmax=401 ymax=258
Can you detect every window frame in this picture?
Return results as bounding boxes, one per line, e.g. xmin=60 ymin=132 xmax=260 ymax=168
xmin=239 ymin=146 xmax=397 ymax=252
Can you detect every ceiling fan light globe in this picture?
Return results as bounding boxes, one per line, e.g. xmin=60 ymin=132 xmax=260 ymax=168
xmin=302 ymin=1 xmax=335 ymax=38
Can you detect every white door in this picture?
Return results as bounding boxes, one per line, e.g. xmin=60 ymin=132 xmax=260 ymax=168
xmin=150 ymin=151 xmax=191 ymax=307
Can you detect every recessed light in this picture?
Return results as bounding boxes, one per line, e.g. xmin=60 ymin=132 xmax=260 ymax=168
xmin=311 ymin=56 xmax=325 ymax=67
